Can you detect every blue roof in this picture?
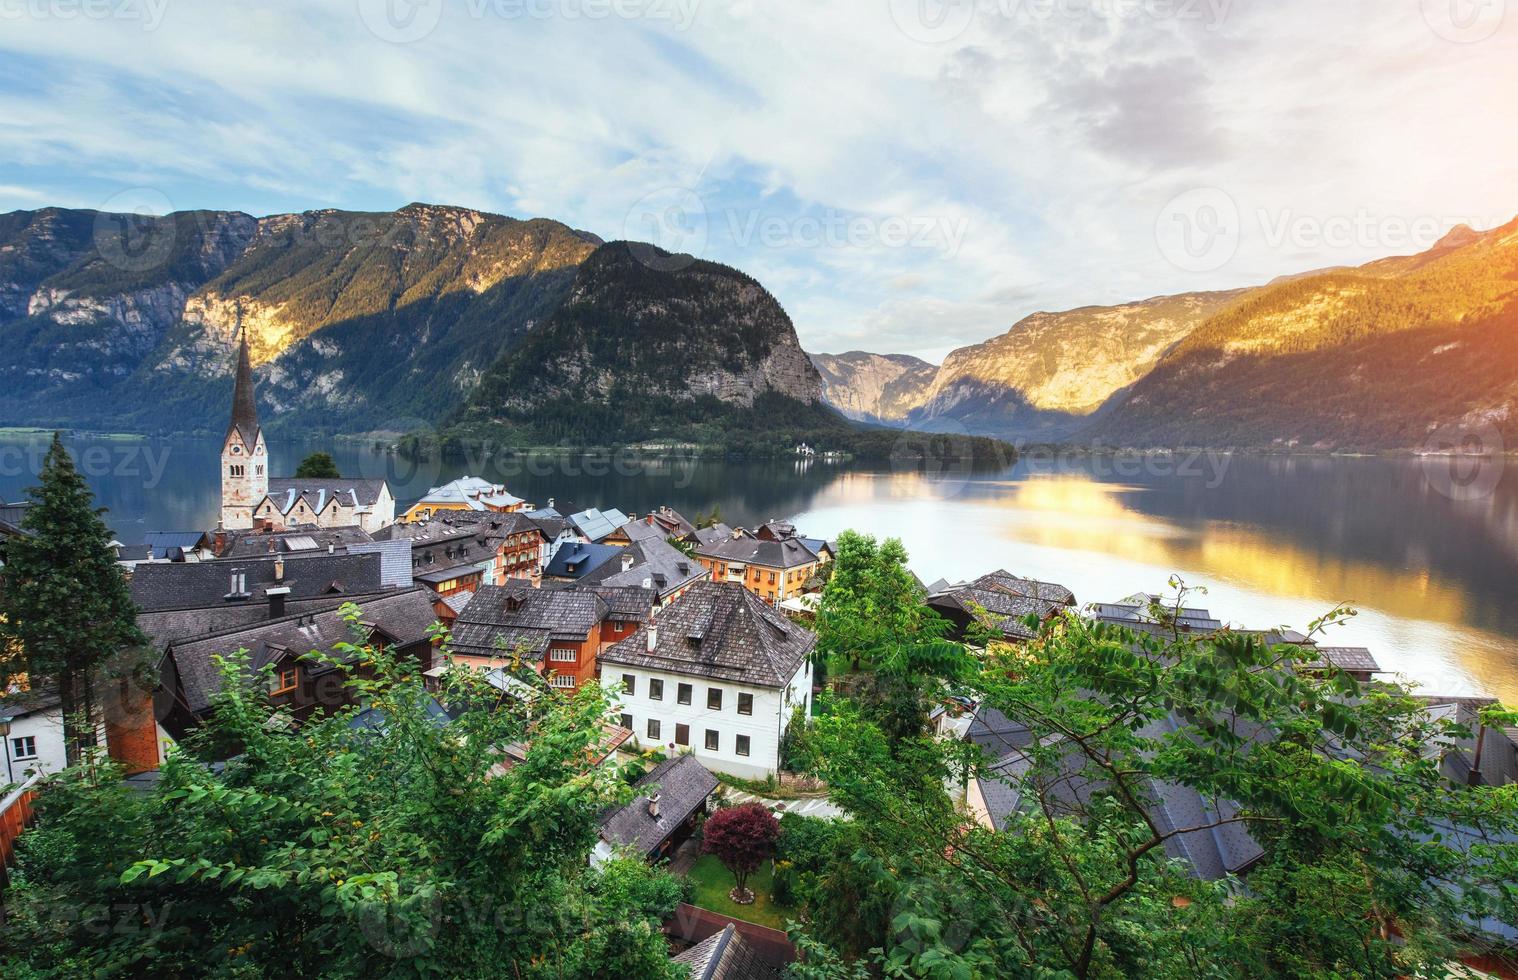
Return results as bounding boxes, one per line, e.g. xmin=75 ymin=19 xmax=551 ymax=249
xmin=544 ymin=541 xmax=621 ymax=579
xmin=348 ymin=696 xmax=452 ymax=733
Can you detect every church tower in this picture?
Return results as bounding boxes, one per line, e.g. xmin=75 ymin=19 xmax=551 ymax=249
xmin=220 ymin=334 xmax=268 ymax=530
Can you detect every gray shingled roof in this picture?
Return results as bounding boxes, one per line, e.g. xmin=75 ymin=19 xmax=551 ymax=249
xmin=694 ymin=534 xmax=821 ymax=571
xmin=450 ymin=584 xmax=610 ymax=659
xmin=599 ymin=754 xmax=718 ymax=857
xmin=586 ymin=537 xmax=706 ymax=597
xmin=164 ymin=587 xmax=438 ymax=715
xmin=600 ymin=581 xmax=815 ymax=688
xmin=671 ymin=923 xmax=775 ymax=980
xmin=929 ymin=570 xmax=1076 ymax=640
xmin=130 ymin=553 xmax=387 ymax=612
xmin=975 ymin=718 xmax=1265 ymax=880
xmin=217 ymin=524 xmax=375 ymax=559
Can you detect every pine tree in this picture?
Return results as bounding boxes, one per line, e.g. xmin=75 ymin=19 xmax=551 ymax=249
xmin=0 ymin=434 xmax=146 ymax=765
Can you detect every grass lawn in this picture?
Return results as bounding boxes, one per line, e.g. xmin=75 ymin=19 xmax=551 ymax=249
xmin=684 ymin=854 xmax=794 ymax=931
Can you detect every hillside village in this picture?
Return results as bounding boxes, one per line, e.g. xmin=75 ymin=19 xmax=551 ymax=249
xmin=1 ymin=342 xmax=1516 ymax=977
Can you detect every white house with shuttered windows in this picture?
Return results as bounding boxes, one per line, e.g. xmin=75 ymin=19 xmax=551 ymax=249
xmin=600 ymin=581 xmax=814 ymax=780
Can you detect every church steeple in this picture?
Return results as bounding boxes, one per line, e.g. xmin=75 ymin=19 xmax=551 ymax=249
xmin=227 ymin=332 xmax=261 ymax=449
xmin=220 ymin=332 xmax=268 ymax=531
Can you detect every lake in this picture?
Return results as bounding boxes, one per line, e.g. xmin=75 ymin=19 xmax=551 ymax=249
xmin=2 ymin=431 xmax=1515 ymax=704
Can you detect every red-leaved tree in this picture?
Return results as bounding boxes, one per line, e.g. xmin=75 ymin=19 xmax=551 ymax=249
xmin=701 ymin=802 xmax=781 ymax=904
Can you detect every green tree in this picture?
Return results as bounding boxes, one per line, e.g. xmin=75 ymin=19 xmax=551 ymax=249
xmin=812 ymin=532 xmax=969 ymax=747
xmin=798 ymin=596 xmax=1518 ymax=978
xmin=293 ymin=452 xmax=341 ymax=478
xmin=0 ymin=433 xmax=145 ymax=766
xmin=0 ymin=607 xmax=683 ymax=977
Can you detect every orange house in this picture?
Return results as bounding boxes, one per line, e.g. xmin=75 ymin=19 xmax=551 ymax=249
xmin=694 ymin=532 xmax=821 ymax=605
xmin=444 ymin=584 xmax=653 ymax=691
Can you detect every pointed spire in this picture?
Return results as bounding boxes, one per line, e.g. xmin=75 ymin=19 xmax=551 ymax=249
xmin=227 ymin=332 xmax=261 ymax=449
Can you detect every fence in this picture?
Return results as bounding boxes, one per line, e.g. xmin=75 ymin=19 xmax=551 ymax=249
xmin=0 ymin=772 xmax=43 ymax=889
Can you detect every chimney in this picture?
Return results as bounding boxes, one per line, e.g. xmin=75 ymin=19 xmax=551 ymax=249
xmin=273 ymin=556 xmax=285 ymax=583
xmin=622 ymin=552 xmax=635 ymax=573
xmin=1468 ymin=724 xmax=1489 ymax=787
xmin=646 ymin=626 xmax=659 ymax=652
xmin=547 ymin=497 xmax=556 ymax=510
xmin=647 ymin=793 xmax=661 ymax=819
xmin=267 ymin=585 xmax=290 ymax=620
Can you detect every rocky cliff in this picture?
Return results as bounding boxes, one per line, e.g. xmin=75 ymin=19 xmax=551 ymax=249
xmin=809 ymin=351 xmax=938 ymax=424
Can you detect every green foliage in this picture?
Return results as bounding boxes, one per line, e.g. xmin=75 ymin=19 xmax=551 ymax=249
xmin=293 ymin=452 xmax=341 ymax=478
xmin=813 ymin=532 xmax=970 ymax=747
xmin=0 ymin=607 xmax=682 ymax=978
xmin=794 ymin=585 xmax=1518 ymax=978
xmin=0 ymin=434 xmax=146 ymax=765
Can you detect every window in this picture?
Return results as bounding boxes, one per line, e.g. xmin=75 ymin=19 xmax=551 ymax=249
xmin=649 ymin=678 xmax=664 ymax=700
xmin=647 ymin=719 xmax=661 ymax=740
xmin=768 ymin=572 xmax=777 ymax=584
xmin=675 ymin=724 xmax=690 ymax=746
xmin=736 ymin=735 xmax=751 ymax=757
xmin=549 ymin=648 xmax=576 ymax=663
xmin=229 ymin=464 xmax=244 ymax=477
xmin=622 ymin=673 xmax=636 ymax=695
xmin=704 ymin=729 xmax=719 ymax=751
xmin=614 ymin=622 xmax=625 ymax=633
xmin=620 ymin=713 xmax=633 ymax=730
xmin=11 ymin=735 xmax=37 ymax=760
xmin=707 ymin=688 xmax=723 ymax=711
xmin=551 ymin=674 xmax=577 ymax=689
xmin=677 ymin=683 xmax=692 ymax=705
xmin=738 ymin=693 xmax=753 ymax=716
xmin=271 ymin=666 xmax=298 ymax=694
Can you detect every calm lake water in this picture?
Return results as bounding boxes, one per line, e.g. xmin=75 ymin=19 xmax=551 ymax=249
xmin=3 ymin=432 xmax=1515 ymax=704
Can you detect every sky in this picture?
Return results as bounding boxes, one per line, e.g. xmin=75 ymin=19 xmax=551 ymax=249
xmin=2 ymin=0 xmax=1516 ymax=362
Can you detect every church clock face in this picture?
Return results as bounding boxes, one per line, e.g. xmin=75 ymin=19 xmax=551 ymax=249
xmin=231 ymin=445 xmax=242 ymax=455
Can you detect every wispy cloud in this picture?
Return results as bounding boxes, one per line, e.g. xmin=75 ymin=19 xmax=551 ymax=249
xmin=1 ymin=0 xmax=1514 ymax=360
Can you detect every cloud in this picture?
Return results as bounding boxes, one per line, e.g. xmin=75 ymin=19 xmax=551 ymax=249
xmin=0 ymin=0 xmax=1514 ymax=363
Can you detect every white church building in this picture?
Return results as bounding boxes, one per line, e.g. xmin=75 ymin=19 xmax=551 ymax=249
xmin=220 ymin=336 xmax=395 ymax=534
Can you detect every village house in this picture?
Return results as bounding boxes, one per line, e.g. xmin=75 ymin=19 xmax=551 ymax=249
xmin=601 ymin=581 xmax=815 ymax=780
xmin=374 ymin=511 xmax=546 ymax=604
xmin=582 ymin=533 xmax=707 ymax=608
xmin=568 ymin=506 xmax=632 ymax=543
xmin=398 ymin=476 xmax=528 ymax=523
xmin=445 ymin=582 xmax=655 ymax=689
xmin=219 ymin=335 xmax=395 ymax=533
xmin=927 ymin=571 xmax=1077 ymax=642
xmin=694 ymin=530 xmax=824 ymax=606
xmin=592 ymin=753 xmax=718 ymax=865
xmin=153 ymin=587 xmax=440 ymax=739
xmin=0 ymin=685 xmax=68 ymax=784
xmin=646 ymin=505 xmax=697 ymax=542
xmin=524 ymin=506 xmax=578 ymax=569
xmin=544 ymin=541 xmax=623 ymax=583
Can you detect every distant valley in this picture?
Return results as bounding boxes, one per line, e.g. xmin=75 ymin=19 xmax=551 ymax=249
xmin=813 ymin=218 xmax=1518 ymax=450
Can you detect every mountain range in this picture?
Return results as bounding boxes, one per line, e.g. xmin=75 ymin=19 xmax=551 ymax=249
xmin=4 ymin=202 xmax=1514 ymax=453
xmin=814 ymin=217 xmax=1518 ymax=450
